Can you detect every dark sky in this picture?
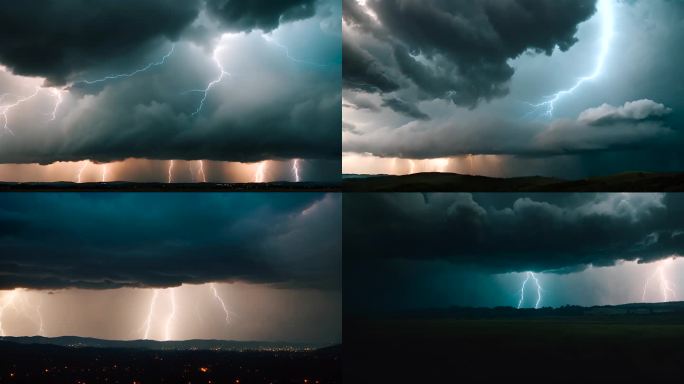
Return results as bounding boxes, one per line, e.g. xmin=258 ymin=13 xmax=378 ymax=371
xmin=342 ymin=0 xmax=684 ymax=178
xmin=0 ymin=193 xmax=341 ymax=343
xmin=0 ymin=0 xmax=341 ymax=181
xmin=345 ymin=193 xmax=684 ymax=311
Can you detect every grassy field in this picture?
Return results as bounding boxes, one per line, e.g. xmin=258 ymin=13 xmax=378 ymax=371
xmin=345 ymin=315 xmax=684 ymax=382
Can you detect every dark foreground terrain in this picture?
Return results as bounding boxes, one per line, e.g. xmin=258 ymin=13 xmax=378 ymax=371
xmin=345 ymin=302 xmax=684 ymax=382
xmin=0 ymin=181 xmax=340 ymax=192
xmin=0 ymin=339 xmax=340 ymax=383
xmin=343 ymin=172 xmax=684 ymax=192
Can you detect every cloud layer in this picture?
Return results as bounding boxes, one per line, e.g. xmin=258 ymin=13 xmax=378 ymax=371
xmin=0 ymin=193 xmax=341 ymax=290
xmin=345 ymin=193 xmax=684 ymax=273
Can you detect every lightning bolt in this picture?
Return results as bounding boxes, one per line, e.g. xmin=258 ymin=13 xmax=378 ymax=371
xmin=168 ymin=160 xmax=175 ymax=183
xmin=292 ymin=159 xmax=301 ymax=182
xmin=409 ymin=160 xmax=416 ymax=174
xmin=198 ymin=160 xmax=207 ymax=182
xmin=101 ymin=164 xmax=108 ymax=182
xmin=76 ymin=162 xmax=89 ymax=183
xmin=0 ymin=290 xmax=19 ymax=336
xmin=186 ymin=38 xmax=230 ymax=117
xmin=517 ymin=272 xmax=543 ymax=309
xmin=48 ymin=88 xmax=64 ymax=121
xmin=263 ymin=35 xmax=330 ymax=68
xmin=255 ymin=161 xmax=267 ymax=183
xmin=0 ymin=87 xmax=41 ymax=135
xmin=642 ymin=259 xmax=676 ymax=303
xmin=142 ymin=289 xmax=160 ymax=340
xmin=210 ymin=283 xmax=231 ymax=326
xmin=529 ymin=0 xmax=614 ymax=117
xmin=73 ymin=45 xmax=176 ymax=86
xmin=164 ymin=288 xmax=177 ymax=341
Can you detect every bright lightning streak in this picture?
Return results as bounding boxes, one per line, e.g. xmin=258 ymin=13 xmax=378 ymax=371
xmin=0 ymin=87 xmax=41 ymax=135
xmin=101 ymin=164 xmax=108 ymax=182
xmin=187 ymin=39 xmax=230 ymax=117
xmin=409 ymin=160 xmax=416 ymax=174
xmin=164 ymin=288 xmax=177 ymax=341
xmin=255 ymin=161 xmax=266 ymax=183
xmin=142 ymin=289 xmax=160 ymax=340
xmin=642 ymin=259 xmax=676 ymax=303
xmin=210 ymin=283 xmax=230 ymax=326
xmin=198 ymin=160 xmax=207 ymax=182
xmin=74 ymin=45 xmax=176 ymax=86
xmin=293 ymin=159 xmax=301 ymax=182
xmin=0 ymin=291 xmax=19 ymax=336
xmin=76 ymin=162 xmax=89 ymax=183
xmin=517 ymin=272 xmax=543 ymax=309
xmin=529 ymin=0 xmax=614 ymax=117
xmin=48 ymin=88 xmax=64 ymax=121
xmin=168 ymin=160 xmax=175 ymax=183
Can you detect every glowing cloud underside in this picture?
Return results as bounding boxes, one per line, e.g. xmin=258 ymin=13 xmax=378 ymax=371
xmin=517 ymin=272 xmax=542 ymax=309
xmin=530 ymin=0 xmax=614 ymax=117
xmin=642 ymin=259 xmax=676 ymax=303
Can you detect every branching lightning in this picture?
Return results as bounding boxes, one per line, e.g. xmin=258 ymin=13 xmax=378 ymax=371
xmin=517 ymin=272 xmax=543 ymax=309
xmin=528 ymin=0 xmax=614 ymax=118
xmin=73 ymin=45 xmax=176 ymax=86
xmin=642 ymin=259 xmax=676 ymax=303
xmin=0 ymin=290 xmax=46 ymax=337
xmin=1 ymin=87 xmax=41 ymax=135
xmin=186 ymin=39 xmax=230 ymax=117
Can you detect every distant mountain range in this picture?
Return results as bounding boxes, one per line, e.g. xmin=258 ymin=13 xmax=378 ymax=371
xmin=0 ymin=335 xmax=332 ymax=351
xmin=343 ymin=172 xmax=684 ymax=191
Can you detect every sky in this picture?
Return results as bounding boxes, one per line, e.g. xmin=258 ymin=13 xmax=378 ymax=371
xmin=0 ymin=193 xmax=341 ymax=344
xmin=342 ymin=0 xmax=684 ymax=179
xmin=344 ymin=193 xmax=684 ymax=312
xmin=0 ymin=0 xmax=341 ymax=183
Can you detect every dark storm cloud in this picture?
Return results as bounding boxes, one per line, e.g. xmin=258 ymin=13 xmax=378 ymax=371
xmin=381 ymin=97 xmax=429 ymax=120
xmin=205 ymin=0 xmax=316 ymax=32
xmin=343 ymin=0 xmax=598 ymax=107
xmin=0 ymin=0 xmax=202 ymax=85
xmin=0 ymin=193 xmax=340 ymax=290
xmin=345 ymin=193 xmax=684 ymax=273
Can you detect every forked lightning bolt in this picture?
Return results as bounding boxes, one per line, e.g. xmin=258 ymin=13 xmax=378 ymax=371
xmin=73 ymin=45 xmax=176 ymax=86
xmin=186 ymin=39 xmax=230 ymax=117
xmin=529 ymin=0 xmax=614 ymax=117
xmin=142 ymin=289 xmax=160 ymax=340
xmin=164 ymin=288 xmax=177 ymax=341
xmin=198 ymin=161 xmax=207 ymax=182
xmin=263 ymin=35 xmax=329 ymax=68
xmin=0 ymin=290 xmax=46 ymax=336
xmin=517 ymin=272 xmax=542 ymax=309
xmin=1 ymin=87 xmax=41 ymax=135
xmin=642 ymin=259 xmax=676 ymax=303
xmin=168 ymin=160 xmax=175 ymax=183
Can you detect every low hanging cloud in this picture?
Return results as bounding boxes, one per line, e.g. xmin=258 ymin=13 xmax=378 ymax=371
xmin=0 ymin=193 xmax=341 ymax=290
xmin=345 ymin=193 xmax=684 ymax=274
xmin=343 ymin=99 xmax=673 ymax=158
xmin=343 ymin=0 xmax=598 ymax=109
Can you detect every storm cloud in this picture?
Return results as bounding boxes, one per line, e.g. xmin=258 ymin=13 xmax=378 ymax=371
xmin=0 ymin=193 xmax=341 ymax=290
xmin=344 ymin=193 xmax=684 ymax=274
xmin=0 ymin=0 xmax=340 ymax=169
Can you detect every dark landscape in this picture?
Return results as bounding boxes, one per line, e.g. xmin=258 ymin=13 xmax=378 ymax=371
xmin=345 ymin=301 xmax=684 ymax=382
xmin=343 ymin=172 xmax=684 ymax=192
xmin=0 ymin=337 xmax=340 ymax=383
xmin=0 ymin=182 xmax=341 ymax=192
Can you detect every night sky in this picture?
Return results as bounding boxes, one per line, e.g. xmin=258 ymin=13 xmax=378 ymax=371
xmin=345 ymin=193 xmax=684 ymax=311
xmin=343 ymin=0 xmax=684 ymax=178
xmin=0 ymin=193 xmax=341 ymax=344
xmin=0 ymin=0 xmax=341 ymax=182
